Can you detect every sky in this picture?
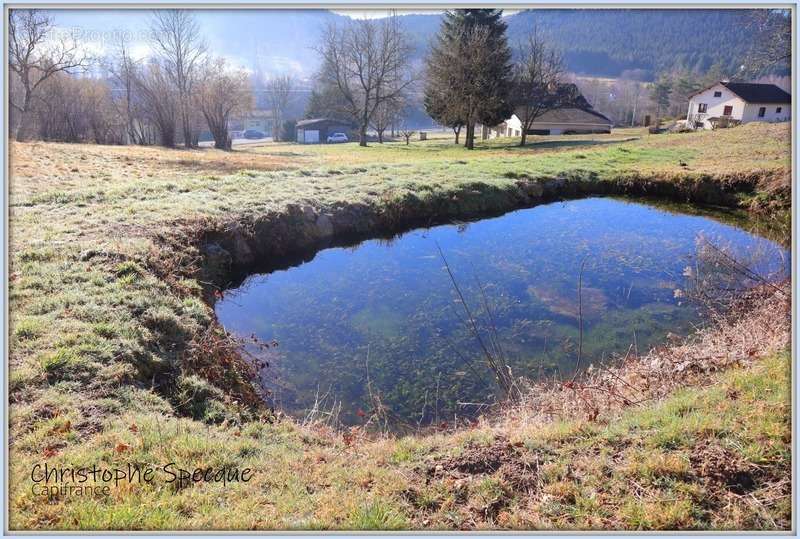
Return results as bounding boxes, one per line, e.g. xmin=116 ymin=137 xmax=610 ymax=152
xmin=332 ymin=9 xmax=440 ymax=19
xmin=47 ymin=8 xmax=448 ymax=76
xmin=45 ymin=7 xmax=523 ymax=81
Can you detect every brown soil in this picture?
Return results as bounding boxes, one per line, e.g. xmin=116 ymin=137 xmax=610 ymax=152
xmin=428 ymin=436 xmax=540 ymax=490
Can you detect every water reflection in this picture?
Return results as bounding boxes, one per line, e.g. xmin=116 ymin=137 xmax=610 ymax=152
xmin=216 ymin=198 xmax=788 ymax=426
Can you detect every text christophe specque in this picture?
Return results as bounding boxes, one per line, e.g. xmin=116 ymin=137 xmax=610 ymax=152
xmin=30 ymin=463 xmax=255 ymax=498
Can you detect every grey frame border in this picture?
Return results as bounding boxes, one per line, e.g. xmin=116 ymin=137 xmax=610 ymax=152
xmin=0 ymin=1 xmax=796 ymax=537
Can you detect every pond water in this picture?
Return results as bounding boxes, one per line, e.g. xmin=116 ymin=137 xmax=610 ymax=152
xmin=215 ymin=198 xmax=788 ymax=426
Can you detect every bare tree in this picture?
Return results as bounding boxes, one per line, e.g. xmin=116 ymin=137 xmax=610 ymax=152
xmin=265 ymin=75 xmax=293 ymax=142
xmin=198 ymin=58 xmax=253 ymax=150
xmin=511 ymin=29 xmax=583 ymax=146
xmin=107 ymin=36 xmax=155 ymax=145
xmin=616 ymin=78 xmax=645 ymax=127
xmin=133 ymin=59 xmax=179 ymax=147
xmin=400 ymin=128 xmax=416 ymax=145
xmin=744 ymin=10 xmax=791 ymax=77
xmin=316 ymin=14 xmax=414 ymax=147
xmin=370 ymin=97 xmax=404 ymax=143
xmin=28 ymin=70 xmax=124 ymax=144
xmin=9 ymin=9 xmax=91 ymax=140
xmin=83 ymin=80 xmax=126 ymax=144
xmin=149 ymin=10 xmax=207 ymax=148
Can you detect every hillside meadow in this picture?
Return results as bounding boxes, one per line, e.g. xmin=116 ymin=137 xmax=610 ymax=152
xmin=8 ymin=123 xmax=791 ymax=530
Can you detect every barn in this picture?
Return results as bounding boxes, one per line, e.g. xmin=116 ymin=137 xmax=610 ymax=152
xmin=295 ymin=118 xmax=354 ymax=144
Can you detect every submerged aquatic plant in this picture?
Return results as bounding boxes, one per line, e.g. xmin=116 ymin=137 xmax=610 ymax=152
xmin=435 ymin=241 xmax=520 ymax=401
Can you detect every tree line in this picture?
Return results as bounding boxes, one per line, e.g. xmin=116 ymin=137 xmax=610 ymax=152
xmin=10 ymin=8 xmax=790 ymax=149
xmin=9 ymin=9 xmax=300 ymax=149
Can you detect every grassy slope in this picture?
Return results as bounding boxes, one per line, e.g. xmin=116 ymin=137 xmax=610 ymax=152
xmin=8 ymin=123 xmax=792 ymax=530
xmin=10 ymin=352 xmax=790 ymax=530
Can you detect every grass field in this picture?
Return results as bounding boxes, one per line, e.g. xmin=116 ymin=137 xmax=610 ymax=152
xmin=8 ymin=123 xmax=792 ymax=530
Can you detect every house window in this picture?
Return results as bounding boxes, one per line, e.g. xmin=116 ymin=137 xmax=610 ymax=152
xmin=697 ymin=103 xmax=708 ymax=113
xmin=776 ymin=107 xmax=782 ymax=114
xmin=713 ymin=91 xmax=722 ymax=97
xmin=758 ymin=107 xmax=766 ymax=118
xmin=723 ymin=106 xmax=733 ymax=116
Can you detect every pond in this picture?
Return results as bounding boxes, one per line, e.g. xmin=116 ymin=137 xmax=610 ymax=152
xmin=215 ymin=197 xmax=788 ymax=427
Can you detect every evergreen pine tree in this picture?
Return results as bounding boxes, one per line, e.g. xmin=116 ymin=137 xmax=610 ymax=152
xmin=424 ymin=9 xmax=513 ymax=149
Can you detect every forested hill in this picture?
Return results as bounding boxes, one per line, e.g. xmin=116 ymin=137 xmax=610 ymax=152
xmin=397 ymin=9 xmax=785 ymax=80
xmin=52 ymin=8 xmax=785 ymax=80
xmin=504 ymin=9 xmax=773 ymax=78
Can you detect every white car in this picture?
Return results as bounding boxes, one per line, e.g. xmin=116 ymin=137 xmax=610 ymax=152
xmin=326 ymin=132 xmax=348 ymax=143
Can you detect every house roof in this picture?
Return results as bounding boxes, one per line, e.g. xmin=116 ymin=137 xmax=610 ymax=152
xmin=689 ymin=81 xmax=791 ymax=104
xmin=296 ymin=118 xmax=352 ymax=128
xmin=517 ymin=107 xmax=613 ymax=126
xmin=721 ymin=82 xmax=791 ymax=104
xmin=244 ymin=110 xmax=273 ymax=118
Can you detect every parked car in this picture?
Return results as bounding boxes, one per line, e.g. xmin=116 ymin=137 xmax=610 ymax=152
xmin=326 ymin=132 xmax=348 ymax=143
xmin=243 ymin=129 xmax=266 ymax=139
xmin=229 ymin=130 xmax=244 ymax=140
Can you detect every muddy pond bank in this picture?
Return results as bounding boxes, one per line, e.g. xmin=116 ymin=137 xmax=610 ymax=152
xmin=198 ymin=171 xmax=786 ymax=288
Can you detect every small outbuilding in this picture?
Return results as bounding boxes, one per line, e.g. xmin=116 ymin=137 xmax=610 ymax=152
xmin=295 ymin=118 xmax=354 ymax=144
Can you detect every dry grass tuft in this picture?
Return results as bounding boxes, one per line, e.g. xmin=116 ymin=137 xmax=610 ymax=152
xmin=497 ymin=281 xmax=790 ymax=429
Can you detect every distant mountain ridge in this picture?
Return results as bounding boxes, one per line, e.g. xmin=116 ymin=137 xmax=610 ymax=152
xmin=53 ymin=8 xmax=783 ymax=80
xmin=220 ymin=8 xmax=780 ymax=80
xmin=505 ymin=9 xmax=775 ymax=78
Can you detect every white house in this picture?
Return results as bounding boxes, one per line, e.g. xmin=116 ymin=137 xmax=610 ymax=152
xmin=687 ymin=81 xmax=790 ymax=130
xmin=229 ymin=110 xmax=274 ymax=135
xmin=483 ymin=107 xmax=613 ymax=139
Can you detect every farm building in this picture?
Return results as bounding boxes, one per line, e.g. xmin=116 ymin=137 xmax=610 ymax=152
xmin=295 ymin=118 xmax=354 ymax=144
xmin=686 ymin=81 xmax=791 ymax=130
xmin=483 ymin=106 xmax=613 ymax=138
xmin=479 ymin=85 xmax=612 ymax=138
